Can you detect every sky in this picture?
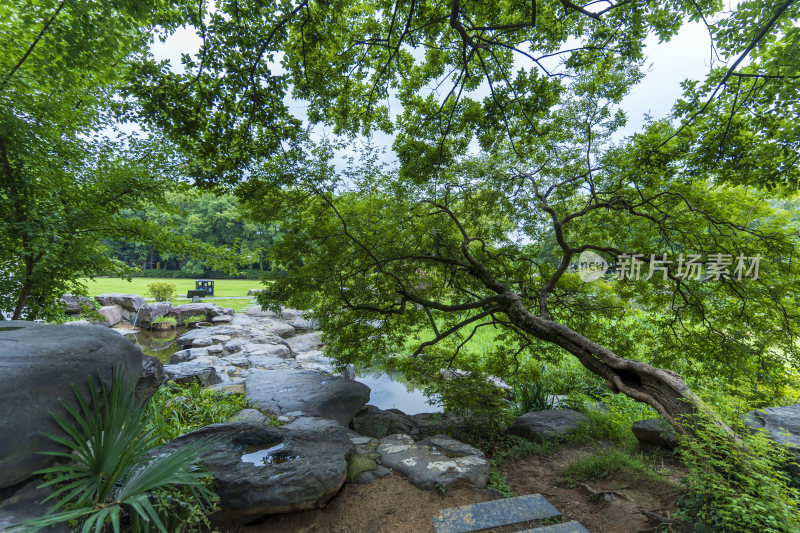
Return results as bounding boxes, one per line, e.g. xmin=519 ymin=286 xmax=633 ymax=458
xmin=149 ymin=9 xmax=721 ymax=160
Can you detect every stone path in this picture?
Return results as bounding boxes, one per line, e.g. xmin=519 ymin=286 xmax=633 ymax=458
xmin=432 ymin=493 xmax=589 ymax=533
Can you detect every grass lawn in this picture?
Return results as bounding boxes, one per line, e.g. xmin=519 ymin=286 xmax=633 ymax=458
xmin=80 ymin=277 xmax=267 ymax=298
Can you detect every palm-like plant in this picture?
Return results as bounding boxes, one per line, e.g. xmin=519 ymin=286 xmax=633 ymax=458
xmin=16 ymin=367 xmax=218 ymax=533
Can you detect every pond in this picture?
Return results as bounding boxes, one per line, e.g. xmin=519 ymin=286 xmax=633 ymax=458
xmin=354 ymin=368 xmax=442 ymax=415
xmin=125 ymin=326 xmax=190 ymax=363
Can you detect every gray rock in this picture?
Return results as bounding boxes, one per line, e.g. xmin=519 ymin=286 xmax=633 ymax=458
xmin=745 ymin=404 xmax=800 ymax=473
xmin=246 ymin=305 xmax=279 ymax=318
xmin=507 ymin=408 xmax=588 ymax=442
xmin=176 ymin=328 xmax=217 ymax=347
xmin=231 ymin=315 xmax=256 ymax=326
xmin=149 ymin=418 xmax=353 ymax=522
xmin=136 ymin=355 xmax=165 ymax=402
xmin=631 ymin=418 xmax=679 ymax=451
xmin=139 ymin=301 xmax=172 ymax=325
xmin=229 ymin=409 xmax=270 ymax=424
xmin=169 ymin=348 xmax=209 ymax=364
xmin=97 ymin=305 xmax=124 ymax=326
xmin=212 ymin=315 xmax=233 ymax=324
xmin=170 ymin=303 xmax=231 ymax=326
xmin=268 ymin=322 xmax=296 ymax=339
xmin=162 ymin=362 xmax=222 ymax=386
xmin=60 ymin=294 xmax=95 ymax=314
xmin=244 ymin=343 xmax=291 ymax=359
xmin=93 ymin=293 xmax=146 ymax=313
xmin=353 ymin=405 xmax=418 ymax=440
xmin=286 ymin=332 xmax=323 ymax=353
xmin=377 ymin=434 xmax=489 ymax=491
xmin=246 ymin=369 xmax=370 ymax=426
xmin=64 ymin=319 xmax=94 ymax=327
xmin=291 ymin=315 xmax=318 ymax=331
xmin=0 ymin=321 xmax=142 ymax=489
xmin=207 ymin=344 xmax=224 ymax=355
xmin=0 ymin=479 xmax=68 ymax=532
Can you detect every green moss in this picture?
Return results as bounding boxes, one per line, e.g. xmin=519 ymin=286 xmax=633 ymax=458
xmin=347 ymin=454 xmax=378 ymax=483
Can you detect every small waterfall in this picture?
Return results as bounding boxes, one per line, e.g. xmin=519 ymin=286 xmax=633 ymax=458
xmin=132 ymin=302 xmax=146 ymax=326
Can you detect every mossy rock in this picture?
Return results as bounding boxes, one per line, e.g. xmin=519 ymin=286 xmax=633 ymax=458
xmin=347 ymin=454 xmax=378 ymax=483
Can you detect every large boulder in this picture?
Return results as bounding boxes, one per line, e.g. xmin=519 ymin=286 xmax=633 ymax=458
xmin=97 ymin=305 xmax=124 ymax=327
xmin=149 ymin=418 xmax=353 ymax=522
xmin=246 ymin=369 xmax=370 ymax=426
xmin=0 ymin=480 xmax=68 ymax=532
xmin=0 ymin=321 xmax=142 ymax=490
xmin=507 ymin=408 xmax=588 ymax=442
xmin=745 ymin=404 xmax=800 ymax=473
xmin=286 ymin=332 xmax=323 ymax=353
xmin=93 ymin=293 xmax=146 ymax=313
xmin=138 ymin=301 xmax=172 ymax=326
xmin=631 ymin=418 xmax=679 ymax=451
xmin=169 ymin=303 xmax=231 ymax=326
xmin=136 ymin=355 xmax=165 ymax=402
xmin=60 ymin=294 xmax=95 ymax=314
xmin=162 ymin=361 xmax=223 ymax=386
xmin=352 ymin=405 xmax=418 ymax=440
xmin=376 ymin=434 xmax=489 ymax=491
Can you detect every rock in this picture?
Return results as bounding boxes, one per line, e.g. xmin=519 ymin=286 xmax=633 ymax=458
xmin=170 ymin=303 xmax=231 ymax=326
xmin=176 ymin=328 xmax=217 ymax=347
xmin=97 ymin=305 xmax=124 ymax=326
xmin=286 ymin=332 xmax=323 ymax=353
xmin=136 ymin=355 xmax=165 ymax=402
xmin=353 ymin=405 xmax=418 ymax=440
xmin=60 ymin=294 xmax=95 ymax=314
xmin=211 ymin=381 xmax=247 ymax=395
xmin=291 ymin=315 xmax=318 ymax=331
xmin=244 ymin=343 xmax=291 ymax=359
xmin=64 ymin=319 xmax=94 ymax=327
xmin=229 ymin=409 xmax=270 ymax=424
xmin=169 ymin=348 xmax=210 ymax=364
xmin=268 ymin=322 xmax=296 ymax=339
xmin=0 ymin=321 xmax=142 ymax=490
xmin=93 ymin=293 xmax=146 ymax=313
xmin=246 ymin=369 xmax=370 ymax=426
xmin=139 ymin=301 xmax=172 ymax=325
xmin=231 ymin=315 xmax=256 ymax=326
xmin=247 ymin=289 xmax=263 ymax=295
xmin=149 ymin=418 xmax=353 ymax=522
xmin=745 ymin=404 xmax=800 ymax=473
xmin=280 ymin=309 xmax=301 ymax=321
xmin=507 ymin=409 xmax=588 ymax=442
xmin=212 ymin=315 xmax=233 ymax=324
xmin=377 ymin=434 xmax=489 ymax=491
xmin=207 ymin=344 xmax=224 ymax=355
xmin=0 ymin=479 xmax=68 ymax=532
xmin=246 ymin=305 xmax=279 ymax=318
xmin=631 ymin=419 xmax=679 ymax=451
xmin=162 ymin=362 xmax=222 ymax=386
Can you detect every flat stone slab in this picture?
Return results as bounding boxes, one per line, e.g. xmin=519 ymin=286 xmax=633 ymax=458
xmin=378 ymin=434 xmax=489 ymax=491
xmin=518 ymin=521 xmax=591 ymax=533
xmin=508 ymin=409 xmax=588 ymax=442
xmin=432 ymin=493 xmax=560 ymax=533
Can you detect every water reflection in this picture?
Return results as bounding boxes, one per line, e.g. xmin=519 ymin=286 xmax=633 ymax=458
xmin=355 ymin=369 xmax=442 ymax=415
xmin=126 ymin=327 xmax=190 ymax=363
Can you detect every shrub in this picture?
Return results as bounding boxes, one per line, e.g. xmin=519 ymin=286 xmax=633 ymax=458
xmin=147 ymin=282 xmax=177 ymax=302
xmin=677 ymin=416 xmax=800 ymax=533
xmin=15 ymin=368 xmax=218 ymax=533
xmin=146 ymin=381 xmax=252 ymax=445
xmin=151 ymin=316 xmax=177 ymax=325
xmin=184 ymin=315 xmax=206 ymax=324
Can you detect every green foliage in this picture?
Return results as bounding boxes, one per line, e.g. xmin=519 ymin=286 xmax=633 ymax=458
xmin=147 ymin=282 xmax=177 ymax=302
xmin=184 ymin=315 xmax=206 ymax=324
xmin=151 ymin=316 xmax=177 ymax=326
xmin=486 ymin=469 xmax=516 ymax=498
xmin=566 ymin=393 xmax=659 ymax=447
xmin=558 ymin=450 xmax=650 ymax=484
xmin=146 ymin=381 xmax=252 ymax=445
xmin=15 ymin=368 xmax=217 ymax=533
xmin=677 ymin=417 xmax=800 ymax=533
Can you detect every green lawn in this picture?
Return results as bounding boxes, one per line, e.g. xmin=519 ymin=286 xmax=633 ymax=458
xmin=81 ymin=277 xmax=266 ymax=298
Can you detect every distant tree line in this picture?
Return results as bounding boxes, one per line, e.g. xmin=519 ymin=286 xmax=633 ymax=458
xmin=110 ymin=189 xmax=283 ymax=279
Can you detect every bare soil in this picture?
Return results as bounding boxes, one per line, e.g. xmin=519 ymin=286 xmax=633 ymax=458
xmin=217 ymin=444 xmax=687 ymax=533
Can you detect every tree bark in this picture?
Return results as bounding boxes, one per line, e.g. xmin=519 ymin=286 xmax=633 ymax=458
xmin=502 ymin=293 xmax=726 ymax=434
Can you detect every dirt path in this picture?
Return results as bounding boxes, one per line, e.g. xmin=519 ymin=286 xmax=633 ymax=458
xmin=217 ymin=444 xmax=685 ymax=533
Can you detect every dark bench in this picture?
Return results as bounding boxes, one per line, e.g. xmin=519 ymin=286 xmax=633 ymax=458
xmin=187 ymin=290 xmax=206 ymax=299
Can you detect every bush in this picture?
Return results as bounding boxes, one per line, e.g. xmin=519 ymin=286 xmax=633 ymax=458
xmin=15 ymin=368 xmax=218 ymax=533
xmin=151 ymin=316 xmax=177 ymax=325
xmin=184 ymin=315 xmax=206 ymax=324
xmin=146 ymin=381 xmax=253 ymax=445
xmin=147 ymin=282 xmax=177 ymax=302
xmin=677 ymin=416 xmax=800 ymax=533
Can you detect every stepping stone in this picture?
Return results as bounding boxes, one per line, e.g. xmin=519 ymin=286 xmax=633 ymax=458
xmin=519 ymin=521 xmax=591 ymax=533
xmin=432 ymin=493 xmax=560 ymax=533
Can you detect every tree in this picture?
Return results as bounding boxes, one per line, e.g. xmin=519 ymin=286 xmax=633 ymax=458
xmin=131 ymin=0 xmax=800 ymax=433
xmin=0 ymin=0 xmax=234 ymax=319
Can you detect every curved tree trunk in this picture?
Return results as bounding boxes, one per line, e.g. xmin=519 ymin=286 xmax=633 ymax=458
xmin=503 ymin=294 xmax=727 ymax=435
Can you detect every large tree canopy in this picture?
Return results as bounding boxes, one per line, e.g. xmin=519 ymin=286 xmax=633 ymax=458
xmin=126 ymin=0 xmax=800 ymax=432
xmin=0 ymin=0 xmax=234 ymax=319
